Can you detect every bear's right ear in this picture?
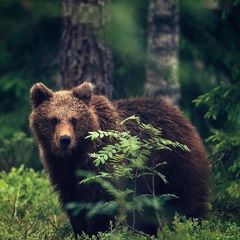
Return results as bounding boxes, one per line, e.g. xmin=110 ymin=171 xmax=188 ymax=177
xmin=72 ymin=82 xmax=93 ymax=105
xmin=30 ymin=83 xmax=53 ymax=109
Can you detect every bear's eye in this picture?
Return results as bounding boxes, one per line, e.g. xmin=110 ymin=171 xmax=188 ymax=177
xmin=71 ymin=118 xmax=77 ymax=126
xmin=51 ymin=118 xmax=58 ymax=126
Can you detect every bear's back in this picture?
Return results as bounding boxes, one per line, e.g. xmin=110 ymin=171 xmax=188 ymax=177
xmin=114 ymin=97 xmax=198 ymax=145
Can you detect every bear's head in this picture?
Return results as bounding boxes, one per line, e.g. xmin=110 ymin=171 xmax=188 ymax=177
xmin=30 ymin=82 xmax=100 ymax=156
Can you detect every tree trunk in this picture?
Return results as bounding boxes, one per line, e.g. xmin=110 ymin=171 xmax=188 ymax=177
xmin=144 ymin=0 xmax=180 ymax=105
xmin=60 ymin=0 xmax=113 ymax=99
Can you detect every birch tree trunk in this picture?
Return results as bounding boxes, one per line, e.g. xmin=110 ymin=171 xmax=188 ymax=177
xmin=144 ymin=0 xmax=180 ymax=105
xmin=60 ymin=0 xmax=113 ymax=99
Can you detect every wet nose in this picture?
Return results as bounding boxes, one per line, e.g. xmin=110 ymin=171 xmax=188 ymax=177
xmin=60 ymin=135 xmax=71 ymax=148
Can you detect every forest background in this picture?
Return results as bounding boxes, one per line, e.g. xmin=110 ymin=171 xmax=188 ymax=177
xmin=0 ymin=0 xmax=240 ymax=239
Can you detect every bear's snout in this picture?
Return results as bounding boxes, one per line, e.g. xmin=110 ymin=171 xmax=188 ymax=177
xmin=60 ymin=135 xmax=71 ymax=148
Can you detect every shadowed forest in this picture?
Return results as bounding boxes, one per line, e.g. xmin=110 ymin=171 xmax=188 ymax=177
xmin=0 ymin=0 xmax=240 ymax=239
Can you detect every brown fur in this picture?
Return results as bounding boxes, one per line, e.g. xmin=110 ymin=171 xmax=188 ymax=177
xmin=30 ymin=82 xmax=210 ymax=237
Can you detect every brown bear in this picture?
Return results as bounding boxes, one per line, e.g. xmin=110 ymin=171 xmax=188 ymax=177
xmin=30 ymin=82 xmax=210 ymax=238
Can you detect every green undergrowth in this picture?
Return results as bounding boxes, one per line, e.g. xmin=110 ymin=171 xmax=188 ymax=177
xmin=0 ymin=165 xmax=73 ymax=239
xmin=0 ymin=167 xmax=239 ymax=239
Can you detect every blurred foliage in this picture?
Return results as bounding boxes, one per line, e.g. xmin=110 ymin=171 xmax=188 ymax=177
xmin=179 ymin=0 xmax=240 ymax=140
xmin=184 ymin=0 xmax=240 ymax=217
xmin=0 ymin=0 xmax=61 ymax=170
xmin=0 ymin=131 xmax=41 ymax=171
xmin=195 ymin=82 xmax=240 ymax=216
xmin=111 ymin=0 xmax=148 ymax=98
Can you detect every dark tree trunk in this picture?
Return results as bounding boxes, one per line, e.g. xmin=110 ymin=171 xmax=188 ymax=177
xmin=144 ymin=0 xmax=180 ymax=105
xmin=60 ymin=0 xmax=113 ymax=99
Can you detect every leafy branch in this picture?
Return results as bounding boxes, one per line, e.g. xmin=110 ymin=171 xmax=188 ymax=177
xmin=75 ymin=116 xmax=190 ymax=230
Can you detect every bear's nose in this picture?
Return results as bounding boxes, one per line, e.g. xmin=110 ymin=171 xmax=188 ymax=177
xmin=60 ymin=135 xmax=71 ymax=148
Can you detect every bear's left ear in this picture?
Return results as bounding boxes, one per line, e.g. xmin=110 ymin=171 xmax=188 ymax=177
xmin=30 ymin=83 xmax=53 ymax=109
xmin=72 ymin=82 xmax=93 ymax=105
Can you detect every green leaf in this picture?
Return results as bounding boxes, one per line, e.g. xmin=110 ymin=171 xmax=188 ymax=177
xmin=0 ymin=179 xmax=8 ymax=191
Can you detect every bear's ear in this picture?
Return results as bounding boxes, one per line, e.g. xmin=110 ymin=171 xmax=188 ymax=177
xmin=72 ymin=82 xmax=93 ymax=105
xmin=30 ymin=83 xmax=53 ymax=109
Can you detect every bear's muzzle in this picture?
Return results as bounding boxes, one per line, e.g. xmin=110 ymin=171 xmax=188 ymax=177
xmin=60 ymin=135 xmax=72 ymax=148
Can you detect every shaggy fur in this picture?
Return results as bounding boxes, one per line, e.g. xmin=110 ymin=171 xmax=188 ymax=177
xmin=30 ymin=82 xmax=210 ymax=237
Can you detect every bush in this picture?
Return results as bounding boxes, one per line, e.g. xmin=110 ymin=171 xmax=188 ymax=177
xmin=194 ymin=82 xmax=240 ymax=217
xmin=70 ymin=115 xmax=189 ymax=230
xmin=0 ymin=165 xmax=73 ymax=239
xmin=157 ymin=214 xmax=240 ymax=240
xmin=75 ymin=215 xmax=240 ymax=240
